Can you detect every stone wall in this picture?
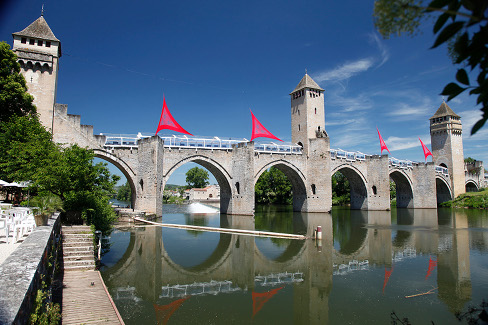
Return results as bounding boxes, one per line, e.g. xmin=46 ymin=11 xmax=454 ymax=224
xmin=0 ymin=214 xmax=61 ymax=324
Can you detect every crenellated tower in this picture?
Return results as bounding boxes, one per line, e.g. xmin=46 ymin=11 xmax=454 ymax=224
xmin=429 ymin=102 xmax=465 ymax=198
xmin=290 ymin=73 xmax=327 ymax=155
xmin=12 ymin=14 xmax=61 ymax=131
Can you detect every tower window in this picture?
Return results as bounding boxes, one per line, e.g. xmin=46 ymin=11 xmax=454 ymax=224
xmin=298 ymin=124 xmax=300 ymax=131
xmin=46 ymin=41 xmax=51 ymax=47
xmin=29 ymin=39 xmax=35 ymax=45
xmin=21 ymin=38 xmax=26 ymax=44
xmin=37 ymin=40 xmax=43 ymax=46
xmin=315 ymin=108 xmax=317 ymax=114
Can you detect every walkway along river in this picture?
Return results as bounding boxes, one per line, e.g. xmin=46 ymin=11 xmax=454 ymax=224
xmin=100 ymin=204 xmax=488 ymax=324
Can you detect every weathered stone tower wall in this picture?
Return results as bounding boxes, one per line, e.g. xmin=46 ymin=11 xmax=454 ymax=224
xmin=290 ymin=74 xmax=326 ymax=155
xmin=366 ymin=155 xmax=391 ymax=210
xmin=12 ymin=16 xmax=61 ymax=131
xmin=430 ymin=102 xmax=465 ymax=198
xmin=135 ymin=136 xmax=164 ymax=216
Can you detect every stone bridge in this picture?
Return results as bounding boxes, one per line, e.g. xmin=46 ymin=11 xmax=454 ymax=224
xmin=51 ymin=101 xmax=449 ymax=216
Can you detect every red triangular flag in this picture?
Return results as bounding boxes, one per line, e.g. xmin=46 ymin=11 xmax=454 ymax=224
xmin=382 ymin=266 xmax=394 ymax=293
xmin=377 ymin=127 xmax=390 ymax=155
xmin=252 ymin=286 xmax=283 ymax=319
xmin=419 ymin=138 xmax=433 ymax=162
xmin=250 ymin=110 xmax=283 ymax=142
xmin=154 ymin=297 xmax=190 ymax=325
xmin=155 ymin=97 xmax=193 ymax=136
xmin=425 ymin=257 xmax=437 ymax=280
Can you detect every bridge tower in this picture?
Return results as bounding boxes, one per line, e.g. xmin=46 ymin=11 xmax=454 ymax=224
xmin=12 ymin=14 xmax=61 ymax=131
xmin=429 ymin=102 xmax=465 ymax=198
xmin=290 ymin=73 xmax=326 ymax=155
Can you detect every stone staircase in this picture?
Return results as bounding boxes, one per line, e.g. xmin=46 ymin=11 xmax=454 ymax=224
xmin=62 ymin=226 xmax=96 ymax=271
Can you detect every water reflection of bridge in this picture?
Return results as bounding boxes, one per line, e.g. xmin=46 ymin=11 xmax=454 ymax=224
xmin=101 ymin=209 xmax=477 ymax=322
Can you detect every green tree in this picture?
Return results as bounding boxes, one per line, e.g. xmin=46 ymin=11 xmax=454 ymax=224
xmin=0 ymin=114 xmax=56 ymax=182
xmin=374 ymin=0 xmax=488 ymax=134
xmin=0 ymin=43 xmax=119 ymax=233
xmin=332 ymin=172 xmax=350 ymax=205
xmin=0 ymin=41 xmax=36 ymax=121
xmin=255 ymin=167 xmax=293 ymax=205
xmin=185 ymin=166 xmax=209 ymax=188
xmin=117 ymin=181 xmax=132 ymax=201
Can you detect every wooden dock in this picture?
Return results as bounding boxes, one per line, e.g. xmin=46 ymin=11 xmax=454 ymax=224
xmin=62 ymin=226 xmax=124 ymax=324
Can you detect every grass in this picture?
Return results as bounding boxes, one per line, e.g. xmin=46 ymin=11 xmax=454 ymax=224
xmin=440 ymin=188 xmax=488 ymax=209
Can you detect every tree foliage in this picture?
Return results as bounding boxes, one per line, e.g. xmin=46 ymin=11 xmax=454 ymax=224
xmin=374 ymin=0 xmax=488 ymax=134
xmin=255 ymin=167 xmax=293 ymax=205
xmin=332 ymin=172 xmax=350 ymax=205
xmin=185 ymin=166 xmax=209 ymax=188
xmin=0 ymin=41 xmax=36 ymax=121
xmin=117 ymin=181 xmax=132 ymax=202
xmin=0 ymin=114 xmax=55 ymax=182
xmin=0 ymin=43 xmax=119 ymax=233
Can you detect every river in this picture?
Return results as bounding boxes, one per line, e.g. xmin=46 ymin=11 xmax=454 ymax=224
xmin=100 ymin=204 xmax=488 ymax=324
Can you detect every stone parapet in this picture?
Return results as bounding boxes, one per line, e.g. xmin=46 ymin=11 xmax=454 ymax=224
xmin=0 ymin=214 xmax=60 ymax=324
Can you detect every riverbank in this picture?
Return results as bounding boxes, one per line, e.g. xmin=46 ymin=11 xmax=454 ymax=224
xmin=441 ymin=188 xmax=488 ymax=208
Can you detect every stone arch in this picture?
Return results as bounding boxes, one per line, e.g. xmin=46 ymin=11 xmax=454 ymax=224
xmin=163 ymin=155 xmax=233 ymax=213
xmin=465 ymin=180 xmax=479 ymax=192
xmin=254 ymin=239 xmax=307 ymax=268
xmin=254 ymin=160 xmax=308 ymax=212
xmin=93 ymin=149 xmax=137 ymax=207
xmin=162 ymin=232 xmax=233 ymax=274
xmin=389 ymin=169 xmax=414 ymax=208
xmin=435 ymin=176 xmax=452 ymax=205
xmin=331 ymin=165 xmax=368 ymax=210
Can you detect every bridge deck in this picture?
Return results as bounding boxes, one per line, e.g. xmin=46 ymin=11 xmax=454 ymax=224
xmin=62 ymin=270 xmax=124 ymax=324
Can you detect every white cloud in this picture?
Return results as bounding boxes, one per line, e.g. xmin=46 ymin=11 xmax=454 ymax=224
xmin=314 ymin=58 xmax=375 ymax=82
xmin=385 ymin=135 xmax=431 ymax=151
xmin=369 ymin=32 xmax=390 ymax=68
xmin=387 ymin=100 xmax=432 ymax=118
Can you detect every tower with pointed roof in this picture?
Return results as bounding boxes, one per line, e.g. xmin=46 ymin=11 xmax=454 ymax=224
xmin=290 ymin=73 xmax=326 ymax=155
xmin=12 ymin=14 xmax=61 ymax=131
xmin=430 ymin=102 xmax=465 ymax=198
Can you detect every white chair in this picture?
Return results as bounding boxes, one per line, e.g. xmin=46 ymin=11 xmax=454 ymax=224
xmin=0 ymin=214 xmax=10 ymax=244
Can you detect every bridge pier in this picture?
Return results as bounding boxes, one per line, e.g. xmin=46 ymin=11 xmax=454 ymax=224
xmin=411 ymin=163 xmax=437 ymax=208
xmin=134 ymin=136 xmax=164 ymax=216
xmin=366 ymin=155 xmax=390 ymax=210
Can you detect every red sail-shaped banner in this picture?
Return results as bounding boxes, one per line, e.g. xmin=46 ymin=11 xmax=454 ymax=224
xmin=425 ymin=257 xmax=437 ymax=280
xmin=377 ymin=128 xmax=390 ymax=155
xmin=154 ymin=297 xmax=190 ymax=325
xmin=155 ymin=97 xmax=193 ymax=136
xmin=250 ymin=110 xmax=283 ymax=142
xmin=252 ymin=286 xmax=284 ymax=319
xmin=419 ymin=138 xmax=433 ymax=162
xmin=382 ymin=267 xmax=394 ymax=293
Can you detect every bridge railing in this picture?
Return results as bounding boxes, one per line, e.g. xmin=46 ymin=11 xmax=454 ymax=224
xmin=330 ymin=149 xmax=367 ymax=162
xmin=435 ymin=165 xmax=449 ymax=177
xmin=389 ymin=157 xmax=414 ymax=169
xmin=102 ymin=133 xmax=303 ymax=154
xmin=254 ymin=143 xmax=303 ymax=155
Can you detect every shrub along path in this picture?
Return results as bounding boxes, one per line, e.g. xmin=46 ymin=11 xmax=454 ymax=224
xmin=61 ymin=225 xmax=124 ymax=324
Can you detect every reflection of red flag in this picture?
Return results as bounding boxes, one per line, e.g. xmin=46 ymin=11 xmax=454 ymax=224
xmin=419 ymin=138 xmax=433 ymax=162
xmin=252 ymin=286 xmax=284 ymax=319
xmin=425 ymin=257 xmax=437 ymax=280
xmin=382 ymin=267 xmax=394 ymax=293
xmin=155 ymin=97 xmax=193 ymax=136
xmin=377 ymin=128 xmax=390 ymax=155
xmin=154 ymin=297 xmax=190 ymax=325
xmin=250 ymin=110 xmax=283 ymax=142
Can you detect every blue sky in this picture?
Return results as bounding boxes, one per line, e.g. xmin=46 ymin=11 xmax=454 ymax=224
xmin=1 ymin=0 xmax=486 ymax=185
